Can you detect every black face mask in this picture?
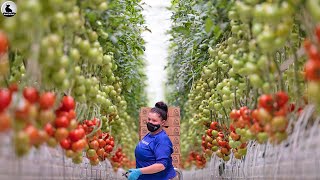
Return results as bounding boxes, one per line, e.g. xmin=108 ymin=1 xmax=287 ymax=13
xmin=147 ymin=122 xmax=161 ymax=132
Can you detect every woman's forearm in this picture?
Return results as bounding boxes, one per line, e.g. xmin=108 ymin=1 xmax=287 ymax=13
xmin=140 ymin=163 xmax=165 ymax=174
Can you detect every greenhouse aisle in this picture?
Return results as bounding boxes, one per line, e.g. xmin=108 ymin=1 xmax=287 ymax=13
xmin=141 ymin=0 xmax=172 ymax=106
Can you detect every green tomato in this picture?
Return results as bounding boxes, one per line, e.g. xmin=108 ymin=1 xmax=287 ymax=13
xmin=249 ymin=74 xmax=263 ymax=88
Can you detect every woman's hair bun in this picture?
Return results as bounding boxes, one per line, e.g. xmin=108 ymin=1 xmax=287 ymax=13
xmin=155 ymin=101 xmax=168 ymax=113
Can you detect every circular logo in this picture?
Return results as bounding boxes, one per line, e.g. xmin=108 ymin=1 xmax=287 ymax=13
xmin=1 ymin=1 xmax=16 ymax=17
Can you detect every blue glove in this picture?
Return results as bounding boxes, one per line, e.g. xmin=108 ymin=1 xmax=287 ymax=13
xmin=128 ymin=168 xmax=142 ymax=180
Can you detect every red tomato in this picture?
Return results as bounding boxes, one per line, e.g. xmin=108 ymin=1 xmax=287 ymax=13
xmin=44 ymin=123 xmax=55 ymax=136
xmin=72 ymin=139 xmax=86 ymax=152
xmin=274 ymin=106 xmax=288 ymax=117
xmin=61 ymin=96 xmax=75 ymax=111
xmin=109 ymin=136 xmax=114 ymax=141
xmin=241 ymin=109 xmax=251 ymax=121
xmin=239 ymin=106 xmax=248 ymax=116
xmin=206 ymin=129 xmax=213 ymax=137
xmin=0 ymin=88 xmax=12 ymax=112
xmin=55 ymin=116 xmax=69 ymax=128
xmin=23 ymin=87 xmax=39 ymax=103
xmin=275 ymin=91 xmax=289 ymax=108
xmin=258 ymin=94 xmax=274 ymax=112
xmin=316 ymin=26 xmax=320 ymax=43
xmin=217 ymin=132 xmax=224 ymax=138
xmin=24 ymin=125 xmax=40 ymax=145
xmin=116 ymin=151 xmax=122 ymax=158
xmin=209 ymin=121 xmax=218 ymax=130
xmin=60 ymin=138 xmax=71 ymax=150
xmin=39 ymin=92 xmax=56 ymax=110
xmin=306 ymin=45 xmax=320 ymax=60
xmin=105 ymin=139 xmax=111 ymax=145
xmin=104 ymin=145 xmax=113 ymax=153
xmin=69 ymin=128 xmax=85 ymax=142
xmin=97 ymin=148 xmax=105 ymax=157
xmin=305 ymin=60 xmax=320 ymax=81
xmin=103 ymin=133 xmax=109 ymax=140
xmin=288 ymin=103 xmax=295 ymax=112
xmin=87 ymin=121 xmax=94 ymax=127
xmin=56 ymin=110 xmax=69 ymax=117
xmin=0 ymin=31 xmax=8 ymax=54
xmin=229 ymin=109 xmax=240 ymax=120
xmin=229 ymin=124 xmax=235 ymax=132
xmin=251 ymin=109 xmax=259 ymax=121
xmin=110 ymin=140 xmax=114 ymax=147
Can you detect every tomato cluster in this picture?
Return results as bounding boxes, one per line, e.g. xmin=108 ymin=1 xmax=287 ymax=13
xmin=10 ymin=87 xmax=58 ymax=156
xmin=304 ymin=26 xmax=320 ymax=106
xmin=201 ymin=121 xmax=232 ymax=162
xmin=0 ymin=86 xmax=90 ymax=160
xmin=110 ymin=147 xmax=135 ymax=171
xmin=82 ymin=117 xmax=101 ymax=134
xmin=86 ymin=130 xmax=115 ymax=166
xmin=229 ymin=92 xmax=292 ymax=145
xmin=183 ymin=151 xmax=206 ymax=169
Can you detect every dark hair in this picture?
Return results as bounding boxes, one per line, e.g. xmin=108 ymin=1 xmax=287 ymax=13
xmin=150 ymin=101 xmax=168 ymax=120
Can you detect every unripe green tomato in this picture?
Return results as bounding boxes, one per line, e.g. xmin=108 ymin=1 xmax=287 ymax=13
xmin=249 ymin=74 xmax=263 ymax=88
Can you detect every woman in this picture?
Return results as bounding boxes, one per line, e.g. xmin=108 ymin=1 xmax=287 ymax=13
xmin=128 ymin=102 xmax=177 ymax=180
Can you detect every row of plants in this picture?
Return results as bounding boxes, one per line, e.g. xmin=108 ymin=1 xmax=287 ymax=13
xmin=167 ymin=0 xmax=320 ymax=169
xmin=0 ymin=0 xmax=147 ymax=170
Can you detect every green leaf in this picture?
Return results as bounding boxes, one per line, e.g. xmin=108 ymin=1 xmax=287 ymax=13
xmin=205 ymin=18 xmax=213 ymax=33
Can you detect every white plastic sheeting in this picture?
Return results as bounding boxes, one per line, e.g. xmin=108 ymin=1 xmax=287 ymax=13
xmin=0 ymin=133 xmax=126 ymax=180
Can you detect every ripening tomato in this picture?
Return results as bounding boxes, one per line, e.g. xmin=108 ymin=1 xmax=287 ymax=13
xmin=23 ymin=87 xmax=39 ymax=103
xmin=55 ymin=128 xmax=69 ymax=142
xmin=0 ymin=31 xmax=8 ymax=54
xmin=0 ymin=88 xmax=12 ymax=112
xmin=230 ymin=109 xmax=240 ymax=120
xmin=251 ymin=109 xmax=259 ymax=122
xmin=72 ymin=139 xmax=86 ymax=152
xmin=39 ymin=92 xmax=56 ymax=110
xmin=24 ymin=125 xmax=40 ymax=145
xmin=0 ymin=112 xmax=11 ymax=132
xmin=89 ymin=140 xmax=99 ymax=150
xmin=209 ymin=121 xmax=218 ymax=130
xmin=97 ymin=148 xmax=105 ymax=157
